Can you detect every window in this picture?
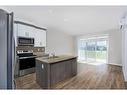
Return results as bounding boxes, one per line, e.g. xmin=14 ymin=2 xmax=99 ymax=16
xmin=78 ymin=36 xmax=108 ymax=64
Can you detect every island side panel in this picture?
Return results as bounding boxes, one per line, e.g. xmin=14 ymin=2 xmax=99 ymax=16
xmin=50 ymin=61 xmax=68 ymax=86
xmin=36 ymin=60 xmax=51 ymax=89
xmin=50 ymin=58 xmax=77 ymax=86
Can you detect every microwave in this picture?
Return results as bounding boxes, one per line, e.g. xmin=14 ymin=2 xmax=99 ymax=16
xmin=18 ymin=37 xmax=34 ymax=46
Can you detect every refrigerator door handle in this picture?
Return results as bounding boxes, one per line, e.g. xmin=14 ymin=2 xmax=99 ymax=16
xmin=13 ymin=36 xmax=16 ymax=89
xmin=10 ymin=12 xmax=16 ymax=89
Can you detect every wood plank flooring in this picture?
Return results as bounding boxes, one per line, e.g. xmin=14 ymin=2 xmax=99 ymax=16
xmin=15 ymin=63 xmax=127 ymax=89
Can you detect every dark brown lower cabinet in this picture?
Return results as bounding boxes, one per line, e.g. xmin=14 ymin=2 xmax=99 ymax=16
xmin=36 ymin=58 xmax=77 ymax=89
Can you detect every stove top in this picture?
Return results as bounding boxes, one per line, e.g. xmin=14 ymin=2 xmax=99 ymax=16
xmin=17 ymin=50 xmax=37 ymax=59
xmin=17 ymin=50 xmax=33 ymax=54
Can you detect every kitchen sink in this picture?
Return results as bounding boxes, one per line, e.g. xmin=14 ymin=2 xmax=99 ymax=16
xmin=48 ymin=56 xmax=59 ymax=59
xmin=43 ymin=56 xmax=59 ymax=59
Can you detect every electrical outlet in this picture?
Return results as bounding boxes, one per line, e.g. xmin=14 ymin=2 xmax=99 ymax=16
xmin=42 ymin=64 xmax=44 ymax=69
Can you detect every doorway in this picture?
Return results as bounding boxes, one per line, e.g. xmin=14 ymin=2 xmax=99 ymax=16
xmin=78 ymin=36 xmax=108 ymax=65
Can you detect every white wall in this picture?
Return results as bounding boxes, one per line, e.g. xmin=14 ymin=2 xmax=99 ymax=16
xmin=108 ymin=29 xmax=122 ymax=66
xmin=74 ymin=29 xmax=122 ymax=66
xmin=46 ymin=27 xmax=74 ymax=56
xmin=122 ymin=31 xmax=127 ymax=81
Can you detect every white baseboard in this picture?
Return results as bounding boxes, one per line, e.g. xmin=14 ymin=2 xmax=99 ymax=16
xmin=107 ymin=63 xmax=122 ymax=66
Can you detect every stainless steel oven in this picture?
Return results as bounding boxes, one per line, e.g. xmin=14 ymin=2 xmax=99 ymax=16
xmin=18 ymin=37 xmax=34 ymax=46
xmin=17 ymin=51 xmax=37 ymax=76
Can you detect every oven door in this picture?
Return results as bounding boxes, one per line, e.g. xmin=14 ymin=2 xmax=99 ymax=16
xmin=19 ymin=58 xmax=35 ymax=76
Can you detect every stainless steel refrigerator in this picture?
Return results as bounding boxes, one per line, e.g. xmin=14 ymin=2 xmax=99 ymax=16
xmin=0 ymin=9 xmax=15 ymax=89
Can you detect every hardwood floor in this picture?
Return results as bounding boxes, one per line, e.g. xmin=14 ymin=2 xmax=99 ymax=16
xmin=15 ymin=63 xmax=127 ymax=89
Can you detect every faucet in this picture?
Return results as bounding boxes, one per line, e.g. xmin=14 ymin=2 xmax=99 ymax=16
xmin=51 ymin=52 xmax=55 ymax=57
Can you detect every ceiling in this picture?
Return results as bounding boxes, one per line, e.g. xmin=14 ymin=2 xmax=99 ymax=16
xmin=1 ymin=6 xmax=127 ymax=35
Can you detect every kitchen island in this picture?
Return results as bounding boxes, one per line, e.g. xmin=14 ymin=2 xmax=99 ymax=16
xmin=36 ymin=55 xmax=77 ymax=89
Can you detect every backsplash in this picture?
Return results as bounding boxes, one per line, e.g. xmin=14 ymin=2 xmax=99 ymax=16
xmin=16 ymin=46 xmax=45 ymax=52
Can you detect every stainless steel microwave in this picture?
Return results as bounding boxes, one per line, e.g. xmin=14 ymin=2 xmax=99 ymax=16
xmin=18 ymin=37 xmax=34 ymax=46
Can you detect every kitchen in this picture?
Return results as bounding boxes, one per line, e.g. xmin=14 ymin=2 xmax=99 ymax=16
xmin=1 ymin=6 xmax=127 ymax=89
xmin=14 ymin=20 xmax=77 ymax=89
xmin=0 ymin=8 xmax=77 ymax=89
xmin=1 ymin=1 xmax=127 ymax=95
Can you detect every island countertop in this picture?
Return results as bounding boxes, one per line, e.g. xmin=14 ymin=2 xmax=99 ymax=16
xmin=36 ymin=55 xmax=77 ymax=64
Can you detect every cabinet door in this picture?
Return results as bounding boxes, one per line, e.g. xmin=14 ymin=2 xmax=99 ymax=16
xmin=34 ymin=29 xmax=40 ymax=47
xmin=28 ymin=26 xmax=35 ymax=38
xmin=50 ymin=60 xmax=75 ymax=86
xmin=17 ymin=24 xmax=35 ymax=38
xmin=71 ymin=58 xmax=77 ymax=76
xmin=50 ymin=62 xmax=66 ymax=86
xmin=35 ymin=29 xmax=46 ymax=47
xmin=40 ymin=30 xmax=46 ymax=47
xmin=17 ymin=24 xmax=29 ymax=37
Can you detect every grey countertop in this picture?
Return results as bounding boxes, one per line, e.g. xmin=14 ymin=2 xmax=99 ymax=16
xmin=36 ymin=55 xmax=77 ymax=64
